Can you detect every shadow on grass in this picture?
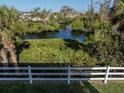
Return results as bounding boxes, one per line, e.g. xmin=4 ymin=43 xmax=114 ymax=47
xmin=0 ymin=81 xmax=99 ymax=93
xmin=15 ymin=41 xmax=31 ymax=63
xmin=63 ymin=39 xmax=83 ymax=50
xmin=63 ymin=39 xmax=96 ymax=54
xmin=82 ymin=81 xmax=99 ymax=93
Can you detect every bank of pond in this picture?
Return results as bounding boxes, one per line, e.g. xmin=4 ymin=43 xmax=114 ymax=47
xmin=18 ymin=39 xmax=95 ymax=66
xmin=18 ymin=39 xmax=119 ymax=67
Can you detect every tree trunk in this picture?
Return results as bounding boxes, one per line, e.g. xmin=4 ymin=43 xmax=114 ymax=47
xmin=0 ymin=34 xmax=18 ymax=67
xmin=0 ymin=48 xmax=9 ymax=67
xmin=9 ymin=49 xmax=18 ymax=67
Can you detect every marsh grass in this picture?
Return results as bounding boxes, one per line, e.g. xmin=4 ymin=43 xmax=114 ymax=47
xmin=19 ymin=39 xmax=97 ymax=66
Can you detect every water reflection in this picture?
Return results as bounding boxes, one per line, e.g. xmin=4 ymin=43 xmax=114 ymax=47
xmin=24 ymin=29 xmax=85 ymax=41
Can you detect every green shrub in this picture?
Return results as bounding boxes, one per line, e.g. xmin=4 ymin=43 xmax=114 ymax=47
xmin=71 ymin=17 xmax=85 ymax=31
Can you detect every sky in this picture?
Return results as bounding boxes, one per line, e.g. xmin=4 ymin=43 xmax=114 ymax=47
xmin=0 ymin=0 xmax=97 ymax=12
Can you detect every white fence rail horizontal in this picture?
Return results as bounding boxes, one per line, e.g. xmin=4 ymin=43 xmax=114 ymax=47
xmin=0 ymin=66 xmax=123 ymax=84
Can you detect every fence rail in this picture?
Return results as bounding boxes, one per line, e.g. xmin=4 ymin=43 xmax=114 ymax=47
xmin=0 ymin=66 xmax=123 ymax=84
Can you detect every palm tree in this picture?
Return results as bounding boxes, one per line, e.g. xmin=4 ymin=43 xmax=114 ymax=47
xmin=0 ymin=5 xmax=18 ymax=66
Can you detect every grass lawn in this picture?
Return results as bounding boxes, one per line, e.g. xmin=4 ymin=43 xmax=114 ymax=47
xmin=91 ymin=81 xmax=124 ymax=93
xmin=0 ymin=81 xmax=123 ymax=93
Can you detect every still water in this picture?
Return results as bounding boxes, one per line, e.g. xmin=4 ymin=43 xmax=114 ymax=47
xmin=24 ymin=28 xmax=85 ymax=41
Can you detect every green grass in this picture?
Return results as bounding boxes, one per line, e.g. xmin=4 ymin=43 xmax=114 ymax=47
xmin=0 ymin=81 xmax=123 ymax=93
xmin=91 ymin=81 xmax=124 ymax=93
xmin=19 ymin=39 xmax=97 ymax=66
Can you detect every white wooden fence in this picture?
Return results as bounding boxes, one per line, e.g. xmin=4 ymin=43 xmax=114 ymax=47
xmin=0 ymin=66 xmax=123 ymax=84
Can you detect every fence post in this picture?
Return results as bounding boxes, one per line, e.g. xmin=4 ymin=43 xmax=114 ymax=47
xmin=28 ymin=66 xmax=32 ymax=84
xmin=104 ymin=66 xmax=110 ymax=84
xmin=67 ymin=66 xmax=71 ymax=84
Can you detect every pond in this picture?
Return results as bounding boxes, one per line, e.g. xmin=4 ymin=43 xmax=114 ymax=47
xmin=24 ymin=28 xmax=85 ymax=41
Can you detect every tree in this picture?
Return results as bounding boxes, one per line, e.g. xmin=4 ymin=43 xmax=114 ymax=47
xmin=31 ymin=7 xmax=41 ymax=19
xmin=111 ymin=0 xmax=124 ymax=31
xmin=0 ymin=5 xmax=20 ymax=66
xmin=71 ymin=16 xmax=85 ymax=31
xmin=82 ymin=0 xmax=124 ymax=66
xmin=60 ymin=6 xmax=74 ymax=16
xmin=99 ymin=0 xmax=111 ymax=22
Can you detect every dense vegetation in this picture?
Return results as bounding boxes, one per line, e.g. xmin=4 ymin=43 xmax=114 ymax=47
xmin=19 ymin=39 xmax=97 ymax=66
xmin=19 ymin=39 xmax=122 ymax=66
xmin=0 ymin=0 xmax=124 ymax=66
